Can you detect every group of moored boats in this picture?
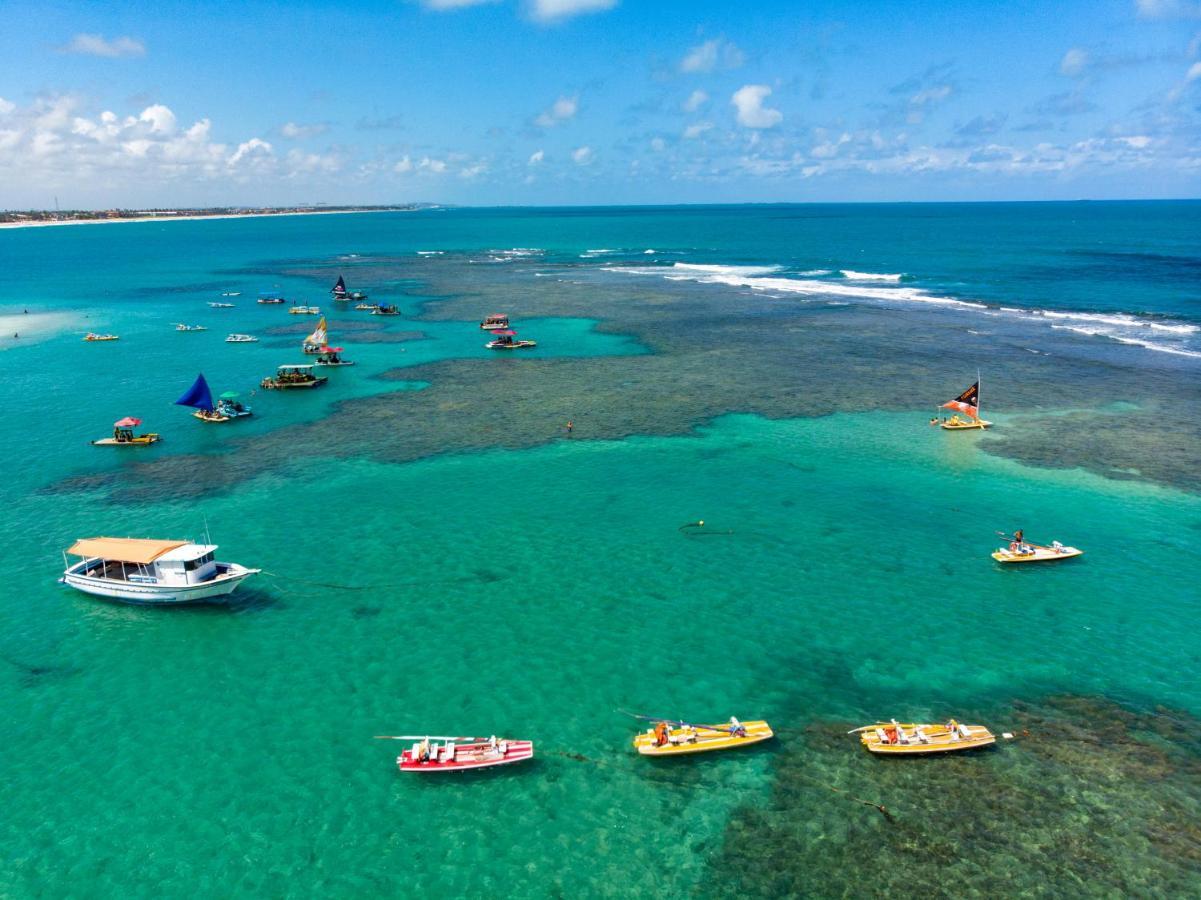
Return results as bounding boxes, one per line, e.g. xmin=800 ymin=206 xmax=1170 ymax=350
xmin=480 ymin=312 xmax=537 ymax=349
xmin=373 ymin=712 xmax=1006 ymax=775
xmin=935 ymin=376 xmax=1084 ymax=565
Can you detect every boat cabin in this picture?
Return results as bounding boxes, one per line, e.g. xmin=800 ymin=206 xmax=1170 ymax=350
xmin=65 ymin=539 xmax=221 ymax=588
xmin=481 ymin=313 xmax=510 ymax=330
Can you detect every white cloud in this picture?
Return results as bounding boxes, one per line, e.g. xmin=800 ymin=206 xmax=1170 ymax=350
xmin=731 ymin=85 xmax=782 ymax=129
xmin=394 ymin=156 xmax=413 ymax=173
xmin=139 ymin=104 xmax=176 ymax=134
xmin=572 ymin=145 xmax=593 ymax=164
xmin=281 ymin=121 xmax=329 ymax=139
xmin=528 ymin=149 xmax=544 ymax=165
xmin=650 ymin=137 xmax=666 ymax=151
xmin=528 ymin=0 xmax=618 ymax=23
xmin=1060 ymin=48 xmax=1089 ymax=76
xmin=0 ymin=97 xmax=16 ymax=116
xmin=683 ymin=122 xmax=713 ymax=139
xmin=910 ymin=85 xmax=952 ymax=106
xmin=459 ymin=163 xmax=487 ymax=178
xmin=60 ymin=33 xmax=146 ymax=58
xmin=680 ymin=38 xmax=745 ymax=73
xmin=229 ymin=138 xmax=272 ymax=167
xmin=419 ymin=156 xmax=448 ymax=173
xmin=1136 ymin=0 xmax=1201 ymax=18
xmin=1188 ymin=60 xmax=1201 ymax=80
xmin=535 ymin=95 xmax=578 ymax=127
xmin=683 ymin=89 xmax=709 ymax=112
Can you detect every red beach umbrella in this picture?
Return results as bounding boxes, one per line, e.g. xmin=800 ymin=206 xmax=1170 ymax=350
xmin=114 ymin=417 xmax=142 ymax=427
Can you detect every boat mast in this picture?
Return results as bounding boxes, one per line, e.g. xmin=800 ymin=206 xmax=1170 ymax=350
xmin=976 ymin=368 xmax=982 ymax=421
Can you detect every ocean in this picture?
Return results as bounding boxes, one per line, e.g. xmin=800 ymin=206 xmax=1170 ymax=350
xmin=1 ymin=202 xmax=1198 ymax=896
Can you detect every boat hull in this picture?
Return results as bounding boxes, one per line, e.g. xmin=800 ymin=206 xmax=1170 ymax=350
xmin=61 ymin=561 xmax=259 ymax=605
xmin=91 ymin=434 xmax=160 ymax=446
xmin=398 ymin=740 xmax=534 ymax=772
xmin=634 ymin=720 xmax=773 ymax=756
xmin=992 ymin=546 xmax=1083 ymax=564
xmin=859 ymin=723 xmax=995 ymax=755
xmin=486 ymin=340 xmax=537 ymax=350
xmin=941 ymin=419 xmax=991 ymax=430
xmin=260 ymin=378 xmax=328 ymax=389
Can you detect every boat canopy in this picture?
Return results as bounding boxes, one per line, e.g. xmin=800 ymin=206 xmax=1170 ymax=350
xmin=279 ymin=364 xmax=314 ymax=370
xmin=114 ymin=416 xmax=142 ymax=427
xmin=493 ymin=329 xmax=516 ymax=336
xmin=320 ymin=346 xmax=343 ymax=353
xmin=219 ymin=391 xmax=240 ymax=400
xmin=67 ymin=537 xmax=189 ymax=564
xmin=175 ymin=373 xmax=215 ymax=412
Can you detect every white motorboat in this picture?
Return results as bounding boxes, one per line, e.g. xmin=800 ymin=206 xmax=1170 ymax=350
xmin=208 ymin=301 xmax=235 ymax=308
xmin=176 ymin=323 xmax=207 ymax=332
xmin=226 ymin=333 xmax=259 ymax=343
xmin=61 ymin=537 xmax=260 ymax=604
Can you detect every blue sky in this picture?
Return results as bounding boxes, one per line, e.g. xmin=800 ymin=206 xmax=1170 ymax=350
xmin=1 ymin=0 xmax=1199 ymax=207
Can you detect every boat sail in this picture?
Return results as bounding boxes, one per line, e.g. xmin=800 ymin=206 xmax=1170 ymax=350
xmin=175 ymin=373 xmax=216 ymax=416
xmin=939 ymin=374 xmax=991 ymax=430
xmin=332 ymin=275 xmax=347 ymax=298
xmin=303 ymin=316 xmax=328 ymax=354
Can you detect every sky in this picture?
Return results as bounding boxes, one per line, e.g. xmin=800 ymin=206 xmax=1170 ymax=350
xmin=1 ymin=0 xmax=1200 ymax=208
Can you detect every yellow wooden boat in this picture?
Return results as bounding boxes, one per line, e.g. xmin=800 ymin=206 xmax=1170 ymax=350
xmin=992 ymin=543 xmax=1082 ymax=563
xmin=855 ymin=720 xmax=995 ymax=755
xmin=633 ymin=719 xmax=773 ymax=756
xmin=91 ymin=417 xmax=159 ymax=446
xmin=940 ymin=415 xmax=991 ymax=430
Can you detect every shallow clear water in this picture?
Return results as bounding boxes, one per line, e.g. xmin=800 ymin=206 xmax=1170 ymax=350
xmin=1 ymin=205 xmax=1198 ymax=896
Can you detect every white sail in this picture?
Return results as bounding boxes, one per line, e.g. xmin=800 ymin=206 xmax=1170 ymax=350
xmin=304 ymin=316 xmax=328 ymax=347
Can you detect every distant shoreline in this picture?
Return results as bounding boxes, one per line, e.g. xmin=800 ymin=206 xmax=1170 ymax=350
xmin=0 ymin=207 xmax=414 ymax=231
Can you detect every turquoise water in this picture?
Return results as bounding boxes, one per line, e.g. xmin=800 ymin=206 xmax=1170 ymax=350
xmin=1 ymin=205 xmax=1199 ymax=895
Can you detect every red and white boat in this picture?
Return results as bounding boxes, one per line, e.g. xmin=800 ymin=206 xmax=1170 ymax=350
xmin=379 ymin=735 xmax=535 ymax=773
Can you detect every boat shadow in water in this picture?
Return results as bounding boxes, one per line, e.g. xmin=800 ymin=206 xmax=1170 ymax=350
xmin=1 ymin=653 xmax=83 ymax=688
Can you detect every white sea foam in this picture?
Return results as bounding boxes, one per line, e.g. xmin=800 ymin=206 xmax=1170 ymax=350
xmin=644 ymin=249 xmax=655 ymax=254
xmin=608 ymin=260 xmax=1200 ymax=360
xmin=417 ymin=250 xmax=443 ymax=256
xmin=798 ymin=269 xmax=833 ymax=276
xmin=841 ymin=269 xmax=903 ymax=281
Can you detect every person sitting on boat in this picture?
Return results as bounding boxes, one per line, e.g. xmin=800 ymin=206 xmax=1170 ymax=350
xmin=418 ymin=739 xmax=431 ymax=762
xmin=945 ymin=719 xmax=959 ymax=736
xmin=883 ymin=725 xmax=899 ymax=745
xmin=729 ymin=716 xmax=747 ymax=738
xmin=653 ymin=721 xmax=669 ymax=746
xmin=488 ymin=735 xmax=499 ymax=753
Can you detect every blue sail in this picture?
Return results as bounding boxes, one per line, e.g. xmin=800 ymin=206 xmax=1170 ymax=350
xmin=175 ymin=373 xmax=215 ymax=411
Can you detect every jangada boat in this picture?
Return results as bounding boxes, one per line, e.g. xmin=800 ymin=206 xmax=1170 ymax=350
xmin=314 ymin=346 xmax=354 ymax=366
xmin=485 ymin=329 xmax=536 ymax=350
xmin=853 ymin=719 xmax=996 ymax=755
xmin=354 ymin=302 xmax=376 ymax=311
xmin=260 ymin=364 xmax=328 ymax=390
xmin=371 ymin=303 xmax=400 ymax=316
xmin=83 ymin=333 xmax=119 ymax=342
xmin=936 ymin=375 xmax=992 ymax=430
xmin=176 ymin=323 xmax=207 ymax=332
xmin=91 ymin=416 xmax=160 ymax=446
xmin=302 ymin=317 xmax=328 ymax=354
xmin=629 ymin=714 xmax=773 ymax=756
xmin=221 ymin=292 xmax=242 ymax=297
xmin=992 ymin=532 xmax=1083 ymax=564
xmin=481 ymin=313 xmax=510 ymax=331
xmin=193 ymin=391 xmax=253 ymax=423
xmin=377 ymin=735 xmax=535 ymax=773
xmin=60 ymin=536 xmax=259 ymax=604
xmin=288 ymin=305 xmax=321 ymax=315
xmin=331 ymin=275 xmax=368 ymax=302
xmin=226 ymin=333 xmax=258 ymax=343
xmin=257 ymin=291 xmax=286 ymax=304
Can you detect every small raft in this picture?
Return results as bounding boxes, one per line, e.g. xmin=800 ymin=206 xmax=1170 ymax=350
xmin=393 ymin=737 xmax=534 ymax=773
xmin=83 ymin=333 xmax=119 ymax=342
xmin=633 ymin=719 xmax=773 ymax=756
xmin=856 ymin=720 xmax=995 ymax=755
xmin=992 ymin=543 xmax=1083 ymax=564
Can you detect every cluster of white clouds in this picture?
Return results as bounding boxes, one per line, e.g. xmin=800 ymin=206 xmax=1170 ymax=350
xmin=535 ymin=95 xmax=578 ymax=127
xmin=59 ymin=33 xmax=145 ymax=58
xmin=680 ymin=37 xmax=744 ymax=74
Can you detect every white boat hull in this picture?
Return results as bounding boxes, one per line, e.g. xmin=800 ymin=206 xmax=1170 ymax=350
xmin=61 ymin=561 xmax=259 ymax=604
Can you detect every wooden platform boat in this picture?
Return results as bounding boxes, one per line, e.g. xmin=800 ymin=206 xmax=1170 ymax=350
xmin=485 ymin=329 xmax=537 ymax=350
xmin=91 ymin=417 xmax=160 ymax=446
xmin=380 ymin=735 xmax=535 ymax=773
xmin=260 ymin=364 xmax=328 ymax=390
xmin=288 ymin=305 xmax=321 ymax=315
xmin=992 ymin=541 xmax=1083 ymax=563
xmin=83 ymin=332 xmax=119 ymax=342
xmin=176 ymin=323 xmax=207 ymax=332
xmin=632 ymin=716 xmax=773 ymax=756
xmin=226 ymin=333 xmax=258 ymax=343
xmin=481 ymin=313 xmax=510 ymax=331
xmin=371 ymin=304 xmax=400 ymax=316
xmin=937 ymin=375 xmax=991 ymax=430
xmin=314 ymin=346 xmax=354 ymax=366
xmin=257 ymin=292 xmax=286 ymax=304
xmin=61 ymin=536 xmax=259 ymax=604
xmin=854 ymin=720 xmax=995 ymax=755
xmin=354 ymin=302 xmax=376 ymax=311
